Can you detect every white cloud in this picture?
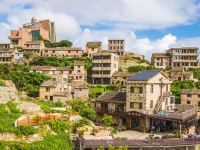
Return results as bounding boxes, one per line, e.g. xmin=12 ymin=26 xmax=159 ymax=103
xmin=0 ymin=0 xmax=200 ymax=60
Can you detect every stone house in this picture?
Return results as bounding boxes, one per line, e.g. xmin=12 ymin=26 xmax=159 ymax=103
xmin=181 ymin=89 xmax=200 ymax=107
xmin=86 ymin=42 xmax=102 ymax=57
xmin=111 ymin=71 xmax=133 ymax=85
xmin=41 ymin=47 xmax=83 ymax=58
xmin=30 ymin=61 xmax=87 ymax=82
xmin=167 ymin=67 xmax=194 ymax=82
xmin=93 ymin=71 xmax=197 ymax=132
xmin=39 ymin=78 xmax=70 ymax=102
xmin=71 ymin=81 xmax=89 ymax=100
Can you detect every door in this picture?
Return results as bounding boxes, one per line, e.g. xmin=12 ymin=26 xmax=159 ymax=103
xmin=131 ymin=117 xmax=140 ymax=129
xmin=50 ymin=96 xmax=53 ymax=101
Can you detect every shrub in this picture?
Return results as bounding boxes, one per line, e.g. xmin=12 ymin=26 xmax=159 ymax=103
xmin=0 ymin=80 xmax=6 ymax=86
xmin=15 ymin=126 xmax=37 ymax=136
xmin=101 ymin=114 xmax=113 ymax=127
xmin=70 ymin=100 xmax=96 ymax=121
xmin=47 ymin=120 xmax=70 ymax=133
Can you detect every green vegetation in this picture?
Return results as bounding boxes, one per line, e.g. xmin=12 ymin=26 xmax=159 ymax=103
xmin=36 ymin=100 xmax=63 ymax=113
xmin=0 ymin=79 xmax=6 ymax=86
xmin=15 ymin=126 xmax=37 ymax=137
xmin=71 ymin=118 xmax=90 ymax=133
xmin=188 ymin=68 xmax=200 ymax=80
xmin=97 ymin=145 xmax=128 ymax=150
xmin=0 ymin=133 xmax=72 ymax=150
xmin=128 ymin=65 xmax=157 ymax=73
xmin=70 ymin=100 xmax=96 ymax=121
xmin=90 ymin=85 xmax=119 ymax=99
xmin=47 ymin=120 xmax=70 ymax=133
xmin=0 ymin=101 xmax=21 ymax=134
xmin=101 ymin=114 xmax=113 ymax=127
xmin=45 ymin=40 xmax=73 ymax=48
xmin=171 ymin=80 xmax=197 ymax=103
xmin=0 ymin=64 xmax=50 ymax=97
xmin=30 ymin=56 xmax=92 ymax=70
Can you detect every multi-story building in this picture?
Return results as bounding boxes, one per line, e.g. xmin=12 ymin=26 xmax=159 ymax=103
xmin=93 ymin=71 xmax=197 ymax=132
xmin=0 ymin=44 xmax=11 ymax=49
xmin=0 ymin=49 xmax=23 ymax=63
xmin=19 ymin=41 xmax=45 ymax=54
xmin=86 ymin=42 xmax=102 ymax=57
xmin=41 ymin=47 xmax=83 ymax=58
xmin=151 ymin=53 xmax=170 ymax=69
xmin=167 ymin=67 xmax=194 ymax=82
xmin=71 ymin=81 xmax=89 ymax=100
xmin=151 ymin=47 xmax=199 ymax=69
xmin=9 ymin=16 xmax=56 ymax=47
xmin=39 ymin=78 xmax=70 ymax=102
xmin=30 ymin=61 xmax=86 ymax=82
xmin=167 ymin=47 xmax=199 ymax=68
xmin=181 ymin=89 xmax=200 ymax=107
xmin=92 ymin=51 xmax=119 ymax=84
xmin=111 ymin=71 xmax=133 ymax=85
xmin=108 ymin=39 xmax=125 ymax=55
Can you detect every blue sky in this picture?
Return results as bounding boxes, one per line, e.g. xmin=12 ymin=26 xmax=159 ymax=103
xmin=0 ymin=0 xmax=200 ymax=59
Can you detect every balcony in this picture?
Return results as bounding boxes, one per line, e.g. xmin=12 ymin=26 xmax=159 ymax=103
xmin=150 ymin=105 xmax=197 ymax=121
xmin=92 ymin=74 xmax=111 ymax=78
xmin=92 ymin=59 xmax=111 ymax=63
xmin=92 ymin=67 xmax=111 ymax=71
xmin=8 ymin=35 xmax=21 ymax=39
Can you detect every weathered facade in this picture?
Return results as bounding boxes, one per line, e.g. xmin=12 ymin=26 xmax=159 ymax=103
xmin=151 ymin=47 xmax=199 ymax=69
xmin=41 ymin=47 xmax=83 ymax=58
xmin=9 ymin=17 xmax=56 ymax=47
xmin=167 ymin=67 xmax=194 ymax=81
xmin=151 ymin=53 xmax=170 ymax=69
xmin=108 ymin=39 xmax=125 ymax=55
xmin=181 ymin=89 xmax=200 ymax=107
xmin=19 ymin=41 xmax=45 ymax=54
xmin=111 ymin=71 xmax=133 ymax=85
xmin=86 ymin=42 xmax=102 ymax=57
xmin=30 ymin=61 xmax=87 ymax=82
xmin=93 ymin=71 xmax=197 ymax=132
xmin=92 ymin=51 xmax=119 ymax=84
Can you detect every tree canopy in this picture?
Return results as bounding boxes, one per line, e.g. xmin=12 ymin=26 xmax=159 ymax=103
xmin=45 ymin=40 xmax=72 ymax=48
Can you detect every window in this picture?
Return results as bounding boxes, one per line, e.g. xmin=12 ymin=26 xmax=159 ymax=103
xmin=198 ymin=95 xmax=200 ymax=98
xmin=130 ymin=102 xmax=134 ymax=108
xmin=32 ymin=31 xmax=40 ymax=40
xmin=139 ymin=103 xmax=142 ymax=109
xmin=166 ymin=84 xmax=168 ymax=92
xmin=187 ymin=94 xmax=192 ymax=97
xmin=139 ymin=87 xmax=143 ymax=94
xmin=130 ymin=87 xmax=134 ymax=93
xmin=150 ymin=85 xmax=154 ymax=93
xmin=77 ymin=70 xmax=80 ymax=73
xmin=46 ymin=87 xmax=50 ymax=92
xmin=187 ymin=101 xmax=191 ymax=104
xmin=78 ymin=65 xmax=80 ymax=68
xmin=45 ymin=96 xmax=48 ymax=100
xmin=150 ymin=100 xmax=153 ymax=109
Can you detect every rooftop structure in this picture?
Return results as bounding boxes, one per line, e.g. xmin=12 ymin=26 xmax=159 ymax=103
xmin=86 ymin=41 xmax=102 ymax=57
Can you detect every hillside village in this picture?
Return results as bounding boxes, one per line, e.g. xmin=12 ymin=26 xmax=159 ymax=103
xmin=0 ymin=17 xmax=200 ymax=150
